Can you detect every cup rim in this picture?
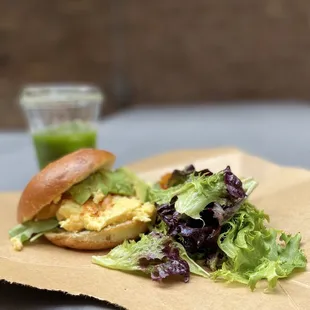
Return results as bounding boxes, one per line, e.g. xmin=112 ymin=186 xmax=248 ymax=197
xmin=19 ymin=83 xmax=104 ymax=109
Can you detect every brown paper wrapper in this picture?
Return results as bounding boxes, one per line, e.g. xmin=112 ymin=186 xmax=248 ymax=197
xmin=0 ymin=148 xmax=309 ymax=309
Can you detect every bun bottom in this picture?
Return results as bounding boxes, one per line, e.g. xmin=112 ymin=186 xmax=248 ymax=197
xmin=44 ymin=220 xmax=149 ymax=250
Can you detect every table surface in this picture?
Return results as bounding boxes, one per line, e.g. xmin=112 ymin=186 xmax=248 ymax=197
xmin=1 ymin=101 xmax=310 ymax=309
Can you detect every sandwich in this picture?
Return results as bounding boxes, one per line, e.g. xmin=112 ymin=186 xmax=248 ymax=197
xmin=9 ymin=148 xmax=156 ymax=251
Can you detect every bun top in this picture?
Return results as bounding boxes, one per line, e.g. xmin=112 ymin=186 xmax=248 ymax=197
xmin=17 ymin=148 xmax=116 ymax=223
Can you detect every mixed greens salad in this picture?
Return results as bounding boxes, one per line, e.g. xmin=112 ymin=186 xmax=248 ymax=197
xmin=92 ymin=165 xmax=307 ymax=291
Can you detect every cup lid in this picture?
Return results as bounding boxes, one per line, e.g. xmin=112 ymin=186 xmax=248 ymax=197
xmin=19 ymin=83 xmax=104 ymax=109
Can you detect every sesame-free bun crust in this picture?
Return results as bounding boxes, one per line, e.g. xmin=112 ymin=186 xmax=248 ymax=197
xmin=17 ymin=148 xmax=116 ymax=223
xmin=44 ymin=220 xmax=149 ymax=250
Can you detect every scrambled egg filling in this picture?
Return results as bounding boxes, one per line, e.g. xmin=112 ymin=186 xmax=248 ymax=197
xmin=55 ymin=195 xmax=156 ymax=232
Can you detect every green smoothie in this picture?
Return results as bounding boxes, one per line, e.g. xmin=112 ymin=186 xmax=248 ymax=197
xmin=32 ymin=121 xmax=97 ymax=169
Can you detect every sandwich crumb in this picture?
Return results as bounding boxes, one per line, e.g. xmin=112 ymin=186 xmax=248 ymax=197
xmin=10 ymin=237 xmax=23 ymax=251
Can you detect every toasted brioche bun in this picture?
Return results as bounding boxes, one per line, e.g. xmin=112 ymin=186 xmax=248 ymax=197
xmin=44 ymin=220 xmax=150 ymax=250
xmin=17 ymin=148 xmax=116 ymax=223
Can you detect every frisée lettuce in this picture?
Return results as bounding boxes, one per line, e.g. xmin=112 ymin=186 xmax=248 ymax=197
xmin=211 ymin=202 xmax=307 ymax=290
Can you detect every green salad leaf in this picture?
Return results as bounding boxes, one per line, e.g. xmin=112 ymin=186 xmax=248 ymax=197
xmin=241 ymin=177 xmax=258 ymax=197
xmin=211 ymin=202 xmax=307 ymax=290
xmin=178 ymin=244 xmax=210 ymax=279
xmin=9 ymin=218 xmax=59 ymax=250
xmin=92 ymin=231 xmax=209 ymax=282
xmin=151 ymin=173 xmax=227 ymax=219
xmin=174 ymin=174 xmax=227 ymax=219
xmin=68 ymin=168 xmax=150 ymax=205
xmin=151 ymin=170 xmax=257 ymax=220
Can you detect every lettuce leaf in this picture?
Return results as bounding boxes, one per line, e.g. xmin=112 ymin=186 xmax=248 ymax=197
xmin=68 ymin=168 xmax=149 ymax=205
xmin=211 ymin=202 xmax=307 ymax=290
xmin=177 ymin=241 xmax=210 ymax=279
xmin=9 ymin=218 xmax=59 ymax=250
xmin=92 ymin=232 xmax=209 ymax=282
xmin=174 ymin=173 xmax=227 ymax=220
xmin=166 ymin=165 xmax=213 ymax=188
xmin=156 ymin=199 xmax=221 ymax=259
xmin=153 ymin=165 xmax=258 ymax=261
xmin=151 ymin=166 xmax=252 ymax=220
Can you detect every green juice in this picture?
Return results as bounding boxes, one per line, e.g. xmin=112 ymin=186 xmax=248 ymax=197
xmin=32 ymin=121 xmax=97 ymax=169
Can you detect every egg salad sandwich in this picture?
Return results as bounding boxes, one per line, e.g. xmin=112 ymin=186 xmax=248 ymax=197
xmin=9 ymin=148 xmax=156 ymax=251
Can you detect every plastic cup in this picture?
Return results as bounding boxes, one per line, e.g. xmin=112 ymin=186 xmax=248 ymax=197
xmin=19 ymin=83 xmax=103 ymax=170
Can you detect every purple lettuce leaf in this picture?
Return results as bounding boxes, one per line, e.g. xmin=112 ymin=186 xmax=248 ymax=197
xmin=92 ymin=231 xmax=190 ymax=283
xmin=148 ymin=239 xmax=190 ymax=282
xmin=223 ymin=166 xmax=245 ymax=200
xmin=156 ymin=200 xmax=221 ymax=260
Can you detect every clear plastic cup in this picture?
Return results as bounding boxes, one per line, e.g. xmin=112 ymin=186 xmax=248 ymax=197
xmin=19 ymin=83 xmax=104 ymax=170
